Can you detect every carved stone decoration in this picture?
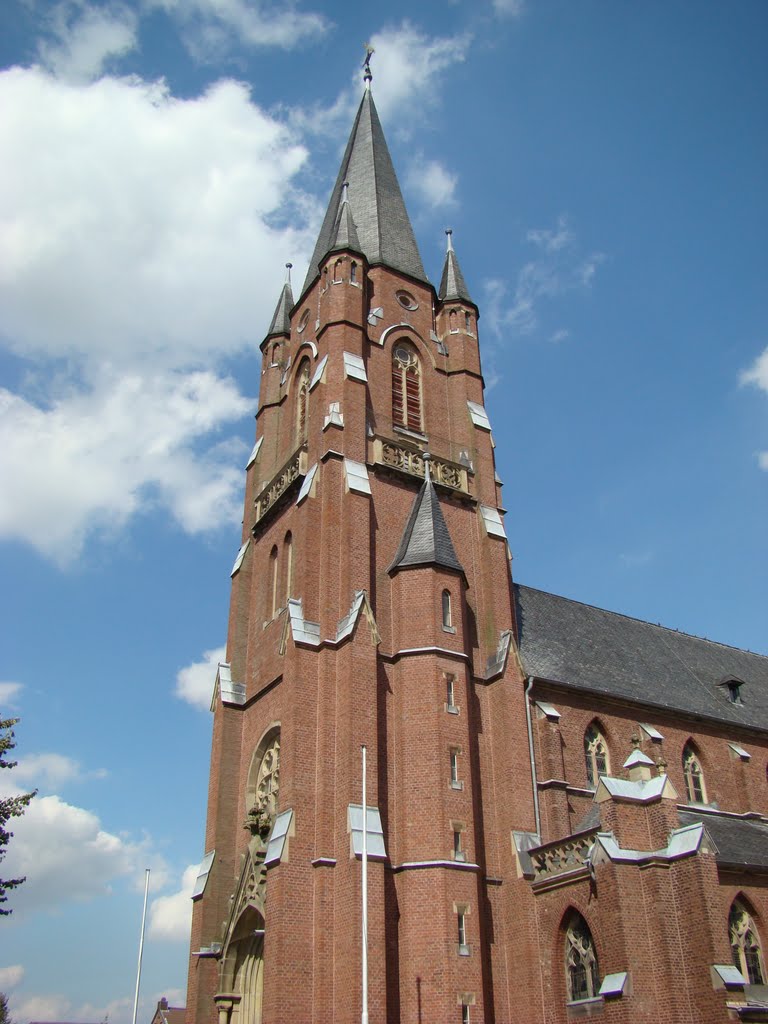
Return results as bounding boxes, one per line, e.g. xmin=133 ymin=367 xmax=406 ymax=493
xmin=530 ymin=832 xmax=598 ymax=881
xmin=243 ymin=736 xmax=280 ymax=838
xmin=254 ymin=449 xmax=307 ymax=526
xmin=372 ymin=436 xmax=469 ymax=494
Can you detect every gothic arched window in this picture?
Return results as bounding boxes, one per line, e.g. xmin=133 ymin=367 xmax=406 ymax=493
xmin=683 ymin=742 xmax=706 ymax=803
xmin=392 ymin=341 xmax=423 ymax=433
xmin=283 ymin=532 xmax=293 ymax=604
xmin=295 ymin=359 xmax=310 ymax=445
xmin=449 ymin=310 xmax=458 ymax=333
xmin=246 ymin=728 xmax=281 ymax=827
xmin=269 ymin=546 xmax=279 ymax=619
xmin=565 ymin=914 xmax=600 ymax=1003
xmin=333 ymin=258 xmax=343 ymax=282
xmin=350 ymin=260 xmax=357 ymax=284
xmin=730 ymin=901 xmax=766 ymax=985
xmin=584 ymin=724 xmax=609 ymax=788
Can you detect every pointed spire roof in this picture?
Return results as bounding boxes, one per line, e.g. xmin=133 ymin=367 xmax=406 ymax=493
xmin=266 ymin=263 xmax=294 ymax=338
xmin=301 ymin=90 xmax=428 ymax=296
xmin=389 ymin=460 xmax=464 ymax=575
xmin=438 ymin=229 xmax=473 ymax=304
xmin=328 ymin=181 xmax=362 ymax=255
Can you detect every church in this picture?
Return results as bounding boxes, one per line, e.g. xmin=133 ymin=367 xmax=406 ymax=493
xmin=184 ymin=66 xmax=768 ymax=1024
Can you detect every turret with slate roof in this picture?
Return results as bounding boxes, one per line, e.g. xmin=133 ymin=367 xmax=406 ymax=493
xmin=264 ymin=262 xmax=294 ymax=341
xmin=389 ymin=455 xmax=464 ymax=576
xmin=438 ymin=228 xmax=473 ymax=305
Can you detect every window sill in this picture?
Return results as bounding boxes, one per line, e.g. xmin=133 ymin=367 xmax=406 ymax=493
xmin=393 ymin=425 xmax=428 ymax=443
xmin=454 ymin=851 xmax=466 ymax=862
xmin=442 ymin=625 xmax=457 ymax=635
xmin=457 ymin=943 xmax=471 ymax=957
xmin=566 ymin=997 xmax=603 ymax=1018
xmin=445 ymin=704 xmax=459 ymax=715
xmin=450 ymin=780 xmax=464 ymax=791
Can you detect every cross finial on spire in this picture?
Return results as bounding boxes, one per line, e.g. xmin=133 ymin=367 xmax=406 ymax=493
xmin=285 ymin=262 xmax=293 ymax=284
xmin=445 ymin=228 xmax=454 ymax=253
xmin=363 ymin=44 xmax=374 ymax=88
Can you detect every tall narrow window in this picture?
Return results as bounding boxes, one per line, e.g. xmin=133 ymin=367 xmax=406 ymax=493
xmin=392 ymin=342 xmax=423 ymax=433
xmin=295 ymin=359 xmax=310 ymax=445
xmin=333 ymin=258 xmax=342 ymax=282
xmin=350 ymin=261 xmax=357 ymax=283
xmin=461 ymin=1006 xmax=470 ymax=1024
xmin=269 ymin=546 xmax=279 ymax=619
xmin=446 ymin=673 xmax=456 ymax=710
xmin=283 ymin=532 xmax=293 ymax=603
xmin=584 ymin=724 xmax=609 ymax=788
xmin=453 ymin=826 xmax=465 ymax=861
xmin=449 ymin=310 xmax=458 ymax=333
xmin=565 ymin=914 xmax=599 ymax=1003
xmin=456 ymin=907 xmax=469 ymax=953
xmin=465 ymin=311 xmax=472 ymax=333
xmin=683 ymin=743 xmax=706 ymax=803
xmin=450 ymin=749 xmax=462 ymax=788
xmin=442 ymin=589 xmax=453 ymax=629
xmin=730 ymin=901 xmax=766 ymax=985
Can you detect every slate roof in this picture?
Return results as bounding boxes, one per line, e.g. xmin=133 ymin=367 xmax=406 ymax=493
xmin=301 ymin=89 xmax=428 ymax=297
xmin=265 ymin=280 xmax=293 ymax=338
xmin=515 ymin=584 xmax=768 ymax=731
xmin=438 ymin=238 xmax=473 ymax=304
xmin=328 ymin=192 xmax=362 ymax=255
xmin=389 ymin=476 xmax=464 ymax=575
xmin=680 ymin=810 xmax=768 ymax=872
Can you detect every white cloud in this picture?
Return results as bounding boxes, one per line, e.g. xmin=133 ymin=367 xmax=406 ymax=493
xmin=0 ymin=793 xmax=169 ymax=914
xmin=406 ymin=159 xmax=458 ymax=210
xmin=175 ymin=646 xmax=225 ymax=710
xmin=37 ymin=1 xmax=138 ymax=82
xmin=12 ymin=753 xmax=107 ymax=792
xmin=12 ymin=993 xmax=135 ymax=1024
xmin=12 ymin=994 xmax=72 ymax=1022
xmin=0 ymin=68 xmax=315 ymax=366
xmin=493 ymin=0 xmax=525 ymax=16
xmin=483 ymin=216 xmax=603 ymax=338
xmin=149 ymin=0 xmax=330 ymax=58
xmin=741 ymin=347 xmax=768 ymax=394
xmin=0 ymin=370 xmax=251 ymax=562
xmin=148 ymin=863 xmax=198 ymax=941
xmin=0 ymin=965 xmax=24 ymax=990
xmin=741 ymin=346 xmax=768 ymax=470
xmin=0 ymin=682 xmax=24 ymax=708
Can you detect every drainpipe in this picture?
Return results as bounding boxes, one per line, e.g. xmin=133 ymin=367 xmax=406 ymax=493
xmin=524 ymin=676 xmax=541 ymax=839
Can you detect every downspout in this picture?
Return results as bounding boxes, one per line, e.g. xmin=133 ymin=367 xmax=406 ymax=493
xmin=524 ymin=676 xmax=541 ymax=839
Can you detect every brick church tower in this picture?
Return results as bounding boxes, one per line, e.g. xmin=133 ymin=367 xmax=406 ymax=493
xmin=185 ymin=69 xmax=535 ymax=1024
xmin=186 ymin=66 xmax=768 ymax=1024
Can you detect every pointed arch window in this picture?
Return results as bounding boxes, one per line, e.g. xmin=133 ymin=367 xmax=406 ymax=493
xmin=442 ymin=589 xmax=452 ymax=628
xmin=730 ymin=901 xmax=766 ymax=985
xmin=283 ymin=532 xmax=293 ymax=604
xmin=296 ymin=359 xmax=310 ymax=445
xmin=449 ymin=310 xmax=458 ymax=333
xmin=269 ymin=546 xmax=279 ymax=619
xmin=584 ymin=724 xmax=609 ymax=788
xmin=683 ymin=743 xmax=706 ymax=803
xmin=350 ymin=260 xmax=357 ymax=284
xmin=565 ymin=914 xmax=600 ymax=1003
xmin=333 ymin=258 xmax=343 ymax=282
xmin=392 ymin=341 xmax=423 ymax=433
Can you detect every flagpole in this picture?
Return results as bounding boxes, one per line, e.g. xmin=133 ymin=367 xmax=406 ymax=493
xmin=132 ymin=868 xmax=151 ymax=1024
xmin=361 ymin=745 xmax=368 ymax=1024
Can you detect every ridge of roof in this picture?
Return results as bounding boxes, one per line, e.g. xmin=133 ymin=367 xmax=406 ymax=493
xmin=389 ymin=476 xmax=464 ymax=575
xmin=515 ymin=583 xmax=768 ymax=660
xmin=301 ymin=89 xmax=428 ymax=297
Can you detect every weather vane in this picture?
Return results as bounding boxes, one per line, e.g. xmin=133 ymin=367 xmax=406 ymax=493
xmin=363 ymin=43 xmax=375 ymax=86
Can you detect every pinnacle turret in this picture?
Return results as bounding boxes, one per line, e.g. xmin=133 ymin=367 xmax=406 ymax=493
xmin=389 ymin=460 xmax=464 ymax=575
xmin=328 ymin=181 xmax=362 ymax=255
xmin=265 ymin=263 xmax=294 ymax=338
xmin=438 ymin=229 xmax=473 ymax=305
xmin=301 ymin=89 xmax=427 ymax=296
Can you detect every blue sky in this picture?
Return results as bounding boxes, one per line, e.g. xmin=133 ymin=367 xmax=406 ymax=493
xmin=0 ymin=0 xmax=766 ymax=1020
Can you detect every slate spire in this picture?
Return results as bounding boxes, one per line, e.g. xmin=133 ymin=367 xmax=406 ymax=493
xmin=438 ymin=229 xmax=473 ymax=305
xmin=301 ymin=89 xmax=428 ymax=295
xmin=265 ymin=263 xmax=294 ymax=338
xmin=328 ymin=181 xmax=362 ymax=255
xmin=389 ymin=455 xmax=464 ymax=575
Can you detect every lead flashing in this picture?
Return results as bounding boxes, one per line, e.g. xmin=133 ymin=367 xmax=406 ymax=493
xmin=246 ymin=436 xmax=263 ymax=469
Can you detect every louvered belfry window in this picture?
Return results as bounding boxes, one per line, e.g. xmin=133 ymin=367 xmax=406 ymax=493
xmin=392 ymin=342 xmax=423 ymax=432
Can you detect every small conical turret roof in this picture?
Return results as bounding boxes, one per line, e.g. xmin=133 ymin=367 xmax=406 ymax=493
xmin=301 ymin=89 xmax=427 ymax=296
xmin=265 ymin=264 xmax=294 ymax=338
xmin=328 ymin=182 xmax=362 ymax=255
xmin=389 ymin=463 xmax=464 ymax=575
xmin=438 ymin=229 xmax=473 ymax=305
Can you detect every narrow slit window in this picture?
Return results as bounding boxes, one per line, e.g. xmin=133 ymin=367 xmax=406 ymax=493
xmin=283 ymin=532 xmax=293 ymax=603
xmin=449 ymin=310 xmax=458 ymax=333
xmin=350 ymin=261 xmax=357 ymax=283
xmin=457 ymin=911 xmax=466 ymax=946
xmin=461 ymin=1007 xmax=470 ymax=1024
xmin=446 ymin=674 xmax=456 ymax=709
xmin=269 ymin=546 xmax=279 ymax=619
xmin=442 ymin=589 xmax=452 ymax=628
xmin=450 ymin=750 xmax=461 ymax=787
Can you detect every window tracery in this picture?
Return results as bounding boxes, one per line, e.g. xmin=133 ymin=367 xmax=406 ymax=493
xmin=730 ymin=901 xmax=765 ymax=985
xmin=584 ymin=724 xmax=609 ymax=788
xmin=392 ymin=342 xmax=423 ymax=433
xmin=296 ymin=359 xmax=310 ymax=444
xmin=244 ymin=732 xmax=281 ymax=839
xmin=682 ymin=743 xmax=706 ymax=803
xmin=565 ymin=915 xmax=599 ymax=1003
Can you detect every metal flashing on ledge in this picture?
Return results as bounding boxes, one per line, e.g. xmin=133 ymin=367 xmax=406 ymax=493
xmin=214 ymin=663 xmax=246 ymax=708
